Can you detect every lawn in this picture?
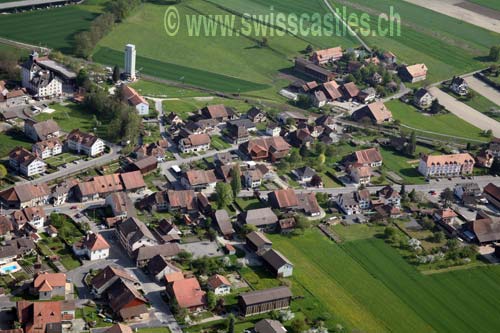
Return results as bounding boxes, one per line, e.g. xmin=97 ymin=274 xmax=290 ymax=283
xmin=45 ymin=153 xmax=82 ymax=168
xmin=443 ymin=88 xmax=500 ymax=122
xmin=210 ymin=135 xmax=231 ymax=150
xmin=469 ymin=0 xmax=500 ymax=11
xmin=379 ymin=146 xmax=430 ymax=185
xmin=38 ymin=235 xmax=81 ymax=271
xmin=0 ymin=4 xmax=102 ymax=53
xmin=0 ymin=128 xmax=32 ymax=157
xmin=234 ymin=198 xmax=265 ymax=211
xmin=130 ymin=80 xmax=209 ymax=98
xmin=268 ymin=229 xmax=500 ymax=333
xmin=137 ymin=328 xmax=171 ymax=333
xmin=162 ymin=97 xmax=250 ymax=120
xmin=386 ymin=100 xmax=487 ymax=142
xmin=329 ymin=0 xmax=499 ymax=83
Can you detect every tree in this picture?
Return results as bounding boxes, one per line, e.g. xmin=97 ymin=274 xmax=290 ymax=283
xmin=432 ymin=231 xmax=445 ymax=243
xmin=0 ymin=164 xmax=7 ymax=185
xmin=296 ymin=215 xmax=311 ymax=230
xmin=206 ymin=291 xmax=216 ymax=310
xmin=400 ymin=184 xmax=406 ymax=198
xmin=242 ymin=224 xmax=257 ymax=235
xmin=408 ymin=189 xmax=417 ymax=202
xmin=440 ymin=187 xmax=454 ymax=207
xmin=421 ymin=217 xmax=434 ymax=230
xmin=305 ymin=44 xmax=313 ymax=53
xmin=288 ymin=150 xmax=301 ymax=166
xmin=489 ymin=46 xmax=500 ymax=62
xmin=318 ymin=153 xmax=326 ymax=165
xmin=230 ymin=166 xmax=241 ymax=196
xmin=215 ymin=182 xmax=233 ymax=208
xmin=384 ymin=226 xmax=397 ymax=239
xmin=407 ymin=131 xmax=416 ymax=156
xmin=112 ymin=65 xmax=120 ymax=82
xmin=490 ymin=157 xmax=500 ymax=176
xmin=177 ymin=250 xmax=193 ymax=264
xmin=299 ymin=145 xmax=309 ymax=158
xmin=76 ymin=69 xmax=89 ymax=88
xmin=291 ymin=318 xmax=308 ymax=333
xmin=345 ymin=74 xmax=356 ymax=83
xmin=227 ymin=314 xmax=235 ymax=333
xmin=0 ymin=50 xmax=21 ymax=80
xmin=430 ymin=99 xmax=442 ymax=114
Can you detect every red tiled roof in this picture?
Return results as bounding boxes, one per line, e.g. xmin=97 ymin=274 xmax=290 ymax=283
xmin=34 ymin=272 xmax=66 ymax=291
xmin=422 ymin=153 xmax=474 ymax=167
xmin=172 ymin=278 xmax=206 ymax=309
xmin=120 ymin=171 xmax=146 ymax=191
xmin=207 ymin=274 xmax=230 ymax=289
xmin=355 ymin=148 xmax=382 ymax=165
xmin=271 ymin=189 xmax=298 ymax=208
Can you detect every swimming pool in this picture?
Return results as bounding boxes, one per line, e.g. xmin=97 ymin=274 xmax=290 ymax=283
xmin=0 ymin=262 xmax=21 ymax=275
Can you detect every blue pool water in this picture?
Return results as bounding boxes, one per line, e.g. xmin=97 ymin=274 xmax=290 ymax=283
xmin=0 ymin=265 xmax=18 ymax=274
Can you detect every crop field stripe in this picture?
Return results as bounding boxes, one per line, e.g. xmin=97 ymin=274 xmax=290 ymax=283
xmin=341 ymin=239 xmax=500 ymax=333
xmin=93 ymin=47 xmax=268 ymax=93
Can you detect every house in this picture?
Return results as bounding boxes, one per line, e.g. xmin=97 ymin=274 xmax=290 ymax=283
xmin=72 ymin=232 xmax=110 ymax=261
xmin=200 ymin=104 xmax=235 ymax=122
xmin=278 ymin=218 xmax=296 ymax=234
xmin=165 ymin=112 xmax=183 ymax=126
xmin=227 ymin=123 xmax=250 ymax=144
xmin=16 ymin=300 xmax=70 ymax=333
xmin=483 ymin=183 xmax=500 ymax=209
xmin=0 ymin=238 xmax=35 ymax=265
xmin=19 ymin=206 xmax=46 ymax=230
xmin=266 ymin=123 xmax=281 ymax=137
xmin=134 ymin=142 xmax=166 ymax=162
xmin=364 ymin=56 xmax=380 ymax=66
xmin=32 ymin=138 xmax=62 ymax=159
xmin=122 ymin=85 xmax=149 ymax=116
xmin=454 ymin=183 xmax=481 ymax=201
xmin=0 ymin=183 xmax=50 ymax=209
xmin=377 ymin=185 xmax=401 ymax=208
xmin=239 ymin=286 xmax=292 ymax=316
xmin=341 ymin=82 xmax=360 ymax=101
xmin=310 ymin=47 xmax=343 ymax=65
xmin=292 ymin=166 xmax=316 ymax=184
xmin=350 ymin=164 xmax=371 ymax=185
xmin=475 ymin=151 xmax=494 ymax=168
xmin=487 ymin=138 xmax=500 ymax=158
xmin=277 ymin=111 xmax=311 ymax=126
xmin=182 ymin=170 xmax=217 ymax=191
xmin=168 ymin=277 xmax=206 ymax=311
xmin=243 ymin=168 xmax=263 ymax=189
xmin=116 ymin=217 xmax=158 ymax=257
xmin=357 ymin=189 xmax=371 ymax=210
xmin=337 ymin=192 xmax=361 ymax=215
xmin=321 ymin=81 xmax=342 ymax=101
xmin=399 ymin=63 xmax=428 ymax=83
xmin=357 ymin=87 xmax=377 ymax=103
xmin=413 ymin=88 xmax=433 ymax=109
xmin=90 ymin=265 xmax=140 ymax=297
xmin=128 ymin=156 xmax=158 ymax=175
xmin=370 ymin=72 xmax=383 ymax=85
xmin=349 ymin=148 xmax=383 ymax=168
xmin=147 ymin=255 xmax=181 ymax=282
xmin=289 ymin=127 xmax=314 ymax=148
xmin=312 ymin=90 xmax=328 ymax=107
xmin=207 ymin=274 xmax=231 ymax=295
xmin=155 ymin=219 xmax=182 ymax=243
xmin=105 ymin=192 xmax=136 ymax=220
xmin=315 ymin=115 xmax=336 ymax=130
xmin=141 ymin=190 xmax=197 ymax=213
xmin=261 ymin=249 xmax=293 ymax=277
xmin=179 ymin=134 xmax=211 ymax=153
xmin=240 ymin=208 xmax=279 ymax=231
xmin=434 ymin=208 xmax=458 ymax=231
xmin=66 ymin=129 xmax=105 ymax=157
xmin=255 ymin=319 xmax=287 ymax=333
xmin=105 ymin=324 xmax=134 ymax=333
xmin=468 ymin=211 xmax=500 ymax=244
xmin=0 ymin=216 xmax=14 ymax=238
xmin=9 ymin=147 xmax=47 ymax=177
xmin=383 ymin=51 xmax=397 ymax=64
xmin=247 ymin=107 xmax=266 ymax=123
xmin=351 ymin=102 xmax=393 ymax=125
xmin=24 ymin=119 xmax=60 ymax=142
xmin=214 ymin=210 xmax=234 ymax=238
xmin=0 ymin=84 xmax=27 ymax=107
xmin=294 ymin=58 xmax=335 ymax=82
xmin=297 ymin=192 xmax=321 ymax=217
xmin=246 ymin=231 xmax=272 ymax=254
xmin=451 ymin=76 xmax=468 ymax=96
xmin=21 ymin=52 xmax=64 ymax=98
xmin=418 ymin=153 xmax=475 ymax=178
xmin=268 ymin=189 xmax=299 ymax=211
xmin=135 ymin=243 xmax=180 ymax=267
xmin=120 ymin=171 xmax=147 ymax=193
xmin=74 ymin=174 xmax=124 ymax=202
xmin=107 ymin=279 xmax=148 ymax=321
xmin=32 ymin=272 xmax=67 ymax=300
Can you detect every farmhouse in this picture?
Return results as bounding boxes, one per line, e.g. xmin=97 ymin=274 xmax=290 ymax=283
xmin=399 ymin=63 xmax=428 ymax=83
xmin=168 ymin=277 xmax=206 ymax=311
xmin=294 ymin=58 xmax=335 ymax=82
xmin=24 ymin=119 xmax=60 ymax=142
xmin=0 ymin=183 xmax=50 ymax=209
xmin=32 ymin=137 xmax=62 ymax=159
xmin=239 ymin=286 xmax=292 ymax=316
xmin=239 ymin=208 xmax=278 ymax=231
xmin=67 ymin=129 xmax=105 ymax=157
xmin=226 ymin=122 xmax=250 ymax=144
xmin=255 ymin=319 xmax=287 ymax=333
xmin=182 ymin=169 xmax=217 ymax=191
xmin=351 ymin=102 xmax=393 ymax=125
xmin=122 ymin=84 xmax=149 ymax=116
xmin=179 ymin=134 xmax=211 ymax=153
xmin=16 ymin=300 xmax=72 ymax=333
xmin=350 ymin=164 xmax=372 ymax=185
xmin=200 ymin=104 xmax=235 ymax=122
xmin=116 ymin=217 xmax=158 ymax=257
xmin=346 ymin=148 xmax=383 ymax=168
xmin=105 ymin=192 xmax=135 ymax=219
xmin=341 ymin=82 xmax=360 ymax=101
xmin=310 ymin=47 xmax=343 ymax=65
xmin=261 ymin=249 xmax=293 ymax=278
xmin=297 ymin=192 xmax=321 ymax=217
xmin=147 ymin=255 xmax=181 ymax=282
xmin=107 ymin=279 xmax=149 ymax=321
xmin=214 ymin=209 xmax=234 ymax=238
xmin=90 ymin=265 xmax=140 ymax=297
xmin=135 ymin=243 xmax=180 ymax=267
xmin=72 ymin=232 xmax=110 ymax=261
xmin=9 ymin=147 xmax=47 ymax=177
xmin=241 ymin=137 xmax=291 ymax=162
xmin=483 ymin=183 xmax=500 ymax=210
xmin=418 ymin=153 xmax=475 ymax=178
xmin=246 ymin=231 xmax=272 ymax=254
xmin=469 ymin=211 xmax=500 ymax=244
xmin=413 ymin=88 xmax=434 ymax=109
xmin=247 ymin=107 xmax=266 ymax=123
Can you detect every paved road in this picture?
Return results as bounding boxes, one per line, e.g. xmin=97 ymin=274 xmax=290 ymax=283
xmin=464 ymin=76 xmax=500 ymax=105
xmin=429 ymin=87 xmax=500 ymax=137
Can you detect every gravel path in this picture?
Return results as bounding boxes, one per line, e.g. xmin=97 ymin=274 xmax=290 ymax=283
xmin=429 ymin=87 xmax=500 ymax=137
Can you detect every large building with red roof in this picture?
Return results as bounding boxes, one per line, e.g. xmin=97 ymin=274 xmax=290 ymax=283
xmin=168 ymin=277 xmax=206 ymax=311
xmin=418 ymin=153 xmax=474 ymax=178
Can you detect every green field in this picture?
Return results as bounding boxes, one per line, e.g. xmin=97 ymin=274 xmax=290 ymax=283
xmin=129 ymin=80 xmax=209 ymax=98
xmin=379 ymin=145 xmax=431 ymax=184
xmin=444 ymin=88 xmax=500 ymax=122
xmin=0 ymin=129 xmax=32 ymax=157
xmin=0 ymin=4 xmax=102 ymax=53
xmin=469 ymin=0 xmax=500 ymax=12
xmin=269 ymin=229 xmax=500 ymax=333
xmin=162 ymin=96 xmax=251 ymax=120
xmin=386 ymin=100 xmax=487 ymax=142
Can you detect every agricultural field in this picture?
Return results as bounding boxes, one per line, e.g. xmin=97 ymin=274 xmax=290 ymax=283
xmin=442 ymin=88 xmax=500 ymax=122
xmin=268 ymin=229 xmax=500 ymax=333
xmin=469 ymin=0 xmax=500 ymax=12
xmin=0 ymin=2 xmax=105 ymax=53
xmin=162 ymin=96 xmax=254 ymax=120
xmin=0 ymin=129 xmax=32 ymax=157
xmin=386 ymin=100 xmax=487 ymax=142
xmin=129 ymin=80 xmax=209 ymax=98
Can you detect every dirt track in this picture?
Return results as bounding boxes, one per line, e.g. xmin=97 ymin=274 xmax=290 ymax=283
xmin=404 ymin=0 xmax=500 ymax=33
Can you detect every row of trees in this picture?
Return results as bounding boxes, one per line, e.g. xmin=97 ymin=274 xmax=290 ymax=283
xmin=0 ymin=49 xmax=22 ymax=81
xmin=83 ymin=87 xmax=141 ymax=144
xmin=75 ymin=0 xmax=141 ymax=58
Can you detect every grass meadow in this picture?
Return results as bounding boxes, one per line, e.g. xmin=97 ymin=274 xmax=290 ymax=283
xmin=469 ymin=0 xmax=500 ymax=12
xmin=267 ymin=229 xmax=500 ymax=333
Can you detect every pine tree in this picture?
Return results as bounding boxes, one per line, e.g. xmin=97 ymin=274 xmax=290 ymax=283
xmin=230 ymin=166 xmax=241 ymax=196
xmin=112 ymin=65 xmax=120 ymax=82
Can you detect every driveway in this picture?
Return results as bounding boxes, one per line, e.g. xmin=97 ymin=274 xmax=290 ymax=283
xmin=464 ymin=76 xmax=500 ymax=105
xmin=179 ymin=240 xmax=223 ymax=259
xmin=428 ymin=87 xmax=500 ymax=137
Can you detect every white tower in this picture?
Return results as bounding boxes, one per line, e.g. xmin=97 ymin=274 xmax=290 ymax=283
xmin=124 ymin=44 xmax=136 ymax=80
